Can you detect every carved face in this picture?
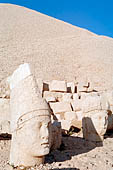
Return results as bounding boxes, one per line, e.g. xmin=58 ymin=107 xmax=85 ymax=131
xmin=17 ymin=114 xmax=51 ymax=157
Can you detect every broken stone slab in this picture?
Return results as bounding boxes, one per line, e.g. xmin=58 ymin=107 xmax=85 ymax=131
xmin=0 ymin=98 xmax=10 ymax=134
xmin=43 ymin=91 xmax=63 ymax=102
xmin=0 ymin=76 xmax=11 ymax=99
xmin=49 ymin=102 xmax=72 ymax=114
xmin=49 ymin=80 xmax=67 ymax=92
xmin=82 ymin=110 xmax=108 ymax=142
xmin=10 ymin=63 xmax=52 ymax=167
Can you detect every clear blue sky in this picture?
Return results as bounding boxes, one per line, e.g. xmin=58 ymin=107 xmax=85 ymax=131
xmin=0 ymin=0 xmax=113 ymax=38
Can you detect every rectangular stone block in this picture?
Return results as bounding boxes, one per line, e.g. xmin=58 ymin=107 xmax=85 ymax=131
xmin=49 ymin=102 xmax=72 ymax=114
xmin=61 ymin=93 xmax=73 ymax=102
xmin=60 ymin=120 xmax=71 ymax=131
xmin=49 ymin=80 xmax=67 ymax=92
xmin=43 ymin=91 xmax=63 ymax=102
xmin=73 ymin=93 xmax=79 ymax=100
xmin=71 ymin=100 xmax=82 ymax=112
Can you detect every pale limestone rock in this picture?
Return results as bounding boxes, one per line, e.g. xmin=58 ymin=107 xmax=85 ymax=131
xmin=0 ymin=98 xmax=10 ymax=134
xmin=71 ymin=99 xmax=82 ymax=112
xmin=61 ymin=93 xmax=73 ymax=102
xmin=77 ymin=82 xmax=88 ymax=92
xmin=82 ymin=110 xmax=108 ymax=142
xmin=10 ymin=64 xmax=51 ymax=167
xmin=61 ymin=120 xmax=71 ymax=131
xmin=81 ymin=95 xmax=102 ymax=113
xmin=64 ymin=111 xmax=83 ymax=129
xmin=49 ymin=102 xmax=72 ymax=114
xmin=0 ymin=76 xmax=11 ymax=99
xmin=43 ymin=91 xmax=63 ymax=102
xmin=76 ymin=111 xmax=83 ymax=121
xmin=73 ymin=93 xmax=79 ymax=100
xmin=67 ymin=82 xmax=76 ymax=93
xmin=49 ymin=80 xmax=67 ymax=92
xmin=64 ymin=111 xmax=77 ymax=121
xmin=50 ymin=121 xmax=62 ymax=150
xmin=45 ymin=96 xmax=56 ymax=103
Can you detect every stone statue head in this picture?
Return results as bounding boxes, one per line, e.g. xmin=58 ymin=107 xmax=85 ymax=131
xmin=10 ymin=63 xmax=52 ymax=167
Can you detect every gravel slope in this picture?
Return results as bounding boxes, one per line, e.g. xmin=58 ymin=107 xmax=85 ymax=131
xmin=0 ymin=4 xmax=113 ymax=91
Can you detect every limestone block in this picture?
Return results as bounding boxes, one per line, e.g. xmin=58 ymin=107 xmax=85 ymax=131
xmin=67 ymin=82 xmax=76 ymax=93
xmin=77 ymin=82 xmax=88 ymax=92
xmin=73 ymin=93 xmax=79 ymax=100
xmin=0 ymin=76 xmax=11 ymax=99
xmin=64 ymin=111 xmax=77 ymax=121
xmin=43 ymin=91 xmax=62 ymax=102
xmin=10 ymin=63 xmax=52 ymax=167
xmin=49 ymin=80 xmax=67 ymax=92
xmin=64 ymin=111 xmax=83 ymax=129
xmin=49 ymin=102 xmax=72 ymax=114
xmin=76 ymin=111 xmax=83 ymax=121
xmin=50 ymin=121 xmax=62 ymax=150
xmin=61 ymin=120 xmax=72 ymax=131
xmin=82 ymin=95 xmax=102 ymax=113
xmin=71 ymin=100 xmax=82 ymax=112
xmin=45 ymin=96 xmax=56 ymax=103
xmin=0 ymin=98 xmax=10 ymax=134
xmin=82 ymin=110 xmax=108 ymax=142
xmin=61 ymin=93 xmax=73 ymax=102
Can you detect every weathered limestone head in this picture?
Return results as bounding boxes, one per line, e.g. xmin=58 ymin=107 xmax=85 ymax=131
xmin=10 ymin=63 xmax=51 ymax=167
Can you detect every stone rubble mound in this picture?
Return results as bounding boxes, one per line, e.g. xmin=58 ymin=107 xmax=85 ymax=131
xmin=0 ymin=76 xmax=113 ymax=142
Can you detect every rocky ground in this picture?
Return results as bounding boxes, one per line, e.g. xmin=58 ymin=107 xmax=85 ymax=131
xmin=0 ymin=131 xmax=113 ymax=170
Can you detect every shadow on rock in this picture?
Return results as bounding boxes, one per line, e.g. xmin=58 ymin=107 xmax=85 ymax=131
xmin=46 ymin=116 xmax=103 ymax=164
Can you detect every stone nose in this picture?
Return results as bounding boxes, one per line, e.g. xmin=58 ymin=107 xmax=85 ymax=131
xmin=41 ymin=124 xmax=49 ymax=140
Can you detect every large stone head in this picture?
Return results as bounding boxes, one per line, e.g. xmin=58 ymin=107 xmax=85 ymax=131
xmin=10 ymin=63 xmax=52 ymax=167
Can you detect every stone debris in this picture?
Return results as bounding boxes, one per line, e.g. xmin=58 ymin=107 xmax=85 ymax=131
xmin=61 ymin=93 xmax=73 ymax=102
xmin=71 ymin=100 xmax=82 ymax=112
xmin=49 ymin=102 xmax=72 ymax=114
xmin=83 ymin=110 xmax=108 ymax=142
xmin=43 ymin=91 xmax=62 ymax=102
xmin=64 ymin=111 xmax=77 ymax=121
xmin=82 ymin=95 xmax=109 ymax=142
xmin=49 ymin=80 xmax=67 ymax=92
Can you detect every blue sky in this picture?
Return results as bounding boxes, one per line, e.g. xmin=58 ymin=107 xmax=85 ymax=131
xmin=0 ymin=0 xmax=113 ymax=38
